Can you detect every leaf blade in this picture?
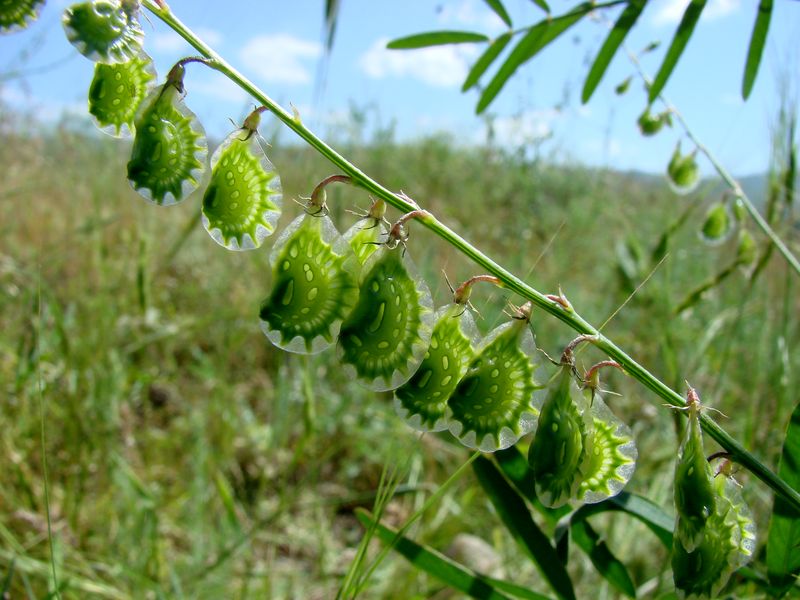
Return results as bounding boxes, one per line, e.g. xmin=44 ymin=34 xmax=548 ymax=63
xmin=767 ymin=401 xmax=800 ymax=591
xmin=473 ymin=456 xmax=576 ymax=600
xmin=354 ymin=509 xmax=551 ymax=600
xmin=569 ymin=491 xmax=674 ymax=549
xmin=388 ymin=30 xmax=489 ymax=49
xmin=483 ymin=0 xmax=513 ymax=28
xmin=648 ymin=0 xmax=707 ymax=103
xmin=462 ymin=32 xmax=512 ymax=92
xmin=582 ymin=0 xmax=646 ymax=103
xmin=570 ymin=520 xmax=636 ymax=598
xmin=742 ymin=0 xmax=773 ymax=99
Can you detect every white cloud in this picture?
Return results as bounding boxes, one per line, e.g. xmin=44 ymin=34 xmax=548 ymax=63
xmin=239 ymin=34 xmax=322 ymax=85
xmin=151 ymin=27 xmax=223 ymax=53
xmin=482 ymin=109 xmax=561 ymax=146
xmin=359 ymin=38 xmax=476 ymax=88
xmin=437 ymin=0 xmax=506 ymax=34
xmin=651 ymin=0 xmax=740 ymax=26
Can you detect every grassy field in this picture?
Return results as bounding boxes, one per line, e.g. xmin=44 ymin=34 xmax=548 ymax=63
xmin=1 ymin=107 xmax=798 ymax=598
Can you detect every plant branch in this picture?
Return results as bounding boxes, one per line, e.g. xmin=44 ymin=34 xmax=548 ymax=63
xmin=624 ymin=45 xmax=800 ymax=278
xmin=140 ymin=0 xmax=800 ymax=511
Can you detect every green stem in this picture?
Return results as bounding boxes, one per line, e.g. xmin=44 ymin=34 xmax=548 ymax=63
xmin=140 ymin=0 xmax=800 ymax=511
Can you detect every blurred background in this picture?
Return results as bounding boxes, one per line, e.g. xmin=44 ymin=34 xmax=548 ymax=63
xmin=1 ymin=1 xmax=798 ymax=598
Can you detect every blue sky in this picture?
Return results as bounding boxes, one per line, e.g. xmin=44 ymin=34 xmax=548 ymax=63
xmin=1 ymin=0 xmax=798 ymax=175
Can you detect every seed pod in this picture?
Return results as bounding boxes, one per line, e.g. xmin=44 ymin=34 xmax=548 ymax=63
xmin=528 ymin=365 xmax=590 ymax=507
xmin=674 ymin=399 xmax=716 ymax=552
xmin=0 ymin=0 xmax=45 ymax=34
xmin=344 ymin=209 xmax=389 ymax=264
xmin=672 ymin=472 xmax=756 ymax=598
xmin=202 ymin=129 xmax=282 ymax=250
xmin=576 ymin=390 xmax=637 ymax=504
xmin=394 ymin=304 xmax=479 ymax=432
xmin=671 ymin=505 xmax=741 ymax=599
xmin=736 ymin=229 xmax=757 ymax=267
xmin=88 ymin=52 xmax=156 ymax=137
xmin=337 ymin=245 xmax=434 ymax=391
xmin=127 ymin=79 xmax=207 ymax=205
xmin=448 ymin=303 xmax=541 ymax=452
xmin=667 ymin=143 xmax=700 ymax=195
xmin=637 ymin=107 xmax=666 ymax=136
xmin=63 ymin=0 xmax=144 ymax=64
xmin=699 ymin=202 xmax=732 ymax=245
xmin=259 ymin=212 xmax=359 ymax=354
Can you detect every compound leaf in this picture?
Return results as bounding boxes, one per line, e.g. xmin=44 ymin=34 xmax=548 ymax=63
xmin=388 ymin=30 xmax=489 ymax=49
xmin=582 ymin=0 xmax=645 ymax=103
xmin=473 ymin=456 xmax=576 ymax=600
xmin=742 ymin=0 xmax=773 ymax=99
xmin=648 ymin=0 xmax=707 ymax=103
xmin=477 ymin=3 xmax=592 ymax=114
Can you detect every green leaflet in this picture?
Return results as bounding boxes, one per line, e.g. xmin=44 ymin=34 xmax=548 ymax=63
xmin=88 ymin=52 xmax=156 ymax=137
xmin=63 ymin=0 xmax=144 ymax=64
xmin=394 ymin=304 xmax=478 ymax=432
xmin=667 ymin=143 xmax=700 ymax=195
xmin=448 ymin=313 xmax=541 ymax=452
xmin=577 ymin=391 xmax=637 ymax=504
xmin=202 ymin=130 xmax=282 ymax=250
xmin=343 ymin=217 xmax=388 ymax=264
xmin=672 ymin=475 xmax=756 ymax=598
xmin=674 ymin=403 xmax=716 ymax=552
xmin=0 ymin=0 xmax=45 ymax=33
xmin=528 ymin=366 xmax=590 ymax=507
xmin=127 ymin=84 xmax=207 ymax=205
xmin=259 ymin=213 xmax=359 ymax=354
xmin=337 ymin=246 xmax=434 ymax=391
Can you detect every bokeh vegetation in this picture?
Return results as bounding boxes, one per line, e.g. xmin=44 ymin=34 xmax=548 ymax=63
xmin=0 ymin=95 xmax=797 ymax=598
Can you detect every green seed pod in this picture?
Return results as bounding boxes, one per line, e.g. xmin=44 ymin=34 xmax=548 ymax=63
xmin=448 ymin=304 xmax=541 ymax=452
xmin=394 ymin=304 xmax=478 ymax=432
xmin=637 ymin=107 xmax=665 ymax=136
xmin=614 ymin=76 xmax=632 ymax=96
xmin=672 ymin=473 xmax=756 ymax=598
xmin=88 ymin=52 xmax=156 ymax=137
xmin=259 ymin=213 xmax=359 ymax=354
xmin=63 ymin=0 xmax=144 ymax=64
xmin=344 ymin=217 xmax=388 ymax=265
xmin=202 ymin=130 xmax=282 ymax=250
xmin=127 ymin=83 xmax=207 ymax=205
xmin=674 ymin=401 xmax=716 ymax=552
xmin=0 ymin=0 xmax=45 ymax=34
xmin=699 ymin=202 xmax=732 ymax=245
xmin=671 ymin=506 xmax=741 ymax=599
xmin=337 ymin=245 xmax=435 ymax=391
xmin=528 ymin=366 xmax=590 ymax=507
xmin=736 ymin=229 xmax=757 ymax=267
xmin=577 ymin=391 xmax=637 ymax=504
xmin=667 ymin=143 xmax=700 ymax=195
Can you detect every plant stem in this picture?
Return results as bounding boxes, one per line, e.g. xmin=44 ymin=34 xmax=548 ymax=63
xmin=140 ymin=0 xmax=800 ymax=511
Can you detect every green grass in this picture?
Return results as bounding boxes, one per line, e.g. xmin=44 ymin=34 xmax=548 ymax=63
xmin=0 ymin=109 xmax=797 ymax=598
